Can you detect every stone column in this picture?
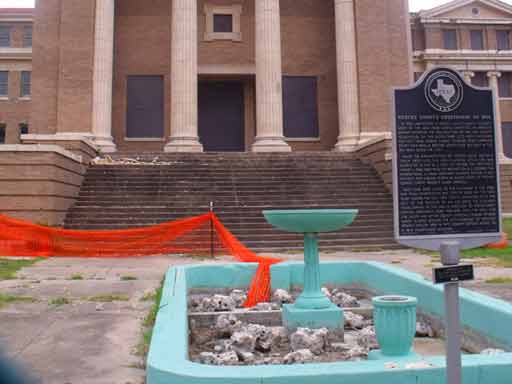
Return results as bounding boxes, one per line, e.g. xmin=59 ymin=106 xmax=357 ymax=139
xmin=334 ymin=0 xmax=361 ymax=152
xmin=252 ymin=0 xmax=291 ymax=152
xmin=462 ymin=71 xmax=474 ymax=84
xmin=488 ymin=71 xmax=506 ymax=161
xmin=92 ymin=0 xmax=117 ymax=153
xmin=165 ymin=0 xmax=203 ymax=152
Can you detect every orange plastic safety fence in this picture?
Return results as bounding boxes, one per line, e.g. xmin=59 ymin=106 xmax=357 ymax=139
xmin=0 ymin=213 xmax=282 ymax=306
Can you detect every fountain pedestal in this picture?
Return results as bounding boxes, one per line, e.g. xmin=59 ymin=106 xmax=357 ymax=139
xmin=263 ymin=209 xmax=358 ymax=331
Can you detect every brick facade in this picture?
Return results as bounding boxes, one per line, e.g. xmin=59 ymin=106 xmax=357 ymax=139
xmin=28 ymin=0 xmax=411 ymax=152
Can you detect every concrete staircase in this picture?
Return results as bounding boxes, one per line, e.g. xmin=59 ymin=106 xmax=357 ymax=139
xmin=63 ymin=153 xmax=398 ymax=252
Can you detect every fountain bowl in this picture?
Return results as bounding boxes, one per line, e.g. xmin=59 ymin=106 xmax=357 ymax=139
xmin=262 ymin=209 xmax=358 ymax=233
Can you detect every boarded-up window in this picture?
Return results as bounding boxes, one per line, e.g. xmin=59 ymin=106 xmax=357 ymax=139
xmin=282 ymin=76 xmax=319 ymax=138
xmin=23 ymin=25 xmax=32 ymax=47
xmin=497 ymin=30 xmax=510 ymax=50
xmin=0 ymin=71 xmax=8 ymax=96
xmin=443 ymin=29 xmax=457 ymax=50
xmin=0 ymin=124 xmax=5 ymax=144
xmin=499 ymin=73 xmax=512 ymax=97
xmin=126 ymin=76 xmax=164 ymax=138
xmin=470 ymin=30 xmax=484 ymax=50
xmin=213 ymin=14 xmax=233 ymax=33
xmin=502 ymin=122 xmax=512 ymax=158
xmin=20 ymin=71 xmax=30 ymax=97
xmin=0 ymin=26 xmax=10 ymax=47
xmin=472 ymin=72 xmax=488 ymax=87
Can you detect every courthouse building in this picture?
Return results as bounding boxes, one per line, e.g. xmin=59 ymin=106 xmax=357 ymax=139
xmin=18 ymin=0 xmax=410 ymax=153
xmin=1 ymin=0 xmax=512 ymax=228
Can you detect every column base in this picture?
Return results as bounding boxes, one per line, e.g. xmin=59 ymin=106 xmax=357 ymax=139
xmin=252 ymin=137 xmax=291 ymax=153
xmin=93 ymin=136 xmax=117 ymax=153
xmin=282 ymin=303 xmax=344 ymax=333
xmin=164 ymin=137 xmax=203 ymax=153
xmin=333 ymin=136 xmax=360 ymax=153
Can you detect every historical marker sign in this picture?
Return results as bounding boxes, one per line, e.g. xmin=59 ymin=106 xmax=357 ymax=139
xmin=393 ymin=67 xmax=502 ymax=251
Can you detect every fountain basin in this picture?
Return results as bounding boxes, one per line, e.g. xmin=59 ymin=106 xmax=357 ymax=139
xmin=147 ymin=262 xmax=512 ymax=384
xmin=262 ymin=209 xmax=358 ymax=233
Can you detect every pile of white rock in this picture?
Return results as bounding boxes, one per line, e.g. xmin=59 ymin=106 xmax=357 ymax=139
xmin=189 ymin=287 xmax=362 ymax=313
xmin=189 ymin=290 xmax=248 ymax=313
xmin=196 ymin=313 xmax=380 ymax=366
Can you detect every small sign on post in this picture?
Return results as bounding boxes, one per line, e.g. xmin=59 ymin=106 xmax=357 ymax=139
xmin=393 ymin=67 xmax=502 ymax=384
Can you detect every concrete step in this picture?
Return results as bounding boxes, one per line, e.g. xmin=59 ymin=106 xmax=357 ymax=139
xmin=64 ymin=153 xmax=397 ymax=250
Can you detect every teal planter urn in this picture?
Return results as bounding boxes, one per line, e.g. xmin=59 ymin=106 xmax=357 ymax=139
xmin=370 ymin=296 xmax=418 ymax=359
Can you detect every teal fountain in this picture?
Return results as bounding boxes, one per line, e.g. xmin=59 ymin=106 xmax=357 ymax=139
xmin=263 ymin=209 xmax=358 ymax=331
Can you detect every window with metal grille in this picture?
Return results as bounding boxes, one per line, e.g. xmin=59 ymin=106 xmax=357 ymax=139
xmin=499 ymin=73 xmax=512 ymax=97
xmin=497 ymin=30 xmax=510 ymax=50
xmin=472 ymin=72 xmax=488 ymax=87
xmin=502 ymin=122 xmax=512 ymax=158
xmin=19 ymin=123 xmax=28 ymax=136
xmin=470 ymin=30 xmax=484 ymax=50
xmin=213 ymin=14 xmax=233 ymax=33
xmin=0 ymin=71 xmax=8 ymax=97
xmin=0 ymin=124 xmax=5 ymax=144
xmin=20 ymin=71 xmax=30 ymax=97
xmin=282 ymin=76 xmax=319 ymax=139
xmin=23 ymin=25 xmax=32 ymax=47
xmin=0 ymin=25 xmax=10 ymax=47
xmin=443 ymin=29 xmax=457 ymax=50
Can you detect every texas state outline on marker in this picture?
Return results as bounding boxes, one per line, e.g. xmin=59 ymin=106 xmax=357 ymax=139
xmin=431 ymin=79 xmax=456 ymax=103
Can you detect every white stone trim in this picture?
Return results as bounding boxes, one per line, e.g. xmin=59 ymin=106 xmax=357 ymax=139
xmin=0 ymin=62 xmax=32 ymax=71
xmin=0 ymin=144 xmax=82 ymax=163
xmin=0 ymin=16 xmax=33 ymax=23
xmin=0 ymin=47 xmax=32 ymax=60
xmin=421 ymin=18 xmax=512 ymax=24
xmin=284 ymin=137 xmax=321 ymax=142
xmin=21 ymin=133 xmax=98 ymax=150
xmin=204 ymin=4 xmax=242 ymax=42
xmin=419 ymin=0 xmax=512 ymax=19
xmin=124 ymin=137 xmax=166 ymax=142
xmin=198 ymin=64 xmax=255 ymax=75
xmin=356 ymin=133 xmax=393 ymax=151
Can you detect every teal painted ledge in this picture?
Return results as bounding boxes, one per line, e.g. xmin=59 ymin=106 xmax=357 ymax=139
xmin=147 ymin=262 xmax=512 ymax=384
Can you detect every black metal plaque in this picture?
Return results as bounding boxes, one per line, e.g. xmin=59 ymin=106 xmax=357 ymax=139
xmin=393 ymin=68 xmax=501 ymax=247
xmin=433 ymin=264 xmax=475 ymax=284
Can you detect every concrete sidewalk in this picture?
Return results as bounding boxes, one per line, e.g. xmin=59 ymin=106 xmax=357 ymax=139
xmin=0 ymin=250 xmax=511 ymax=384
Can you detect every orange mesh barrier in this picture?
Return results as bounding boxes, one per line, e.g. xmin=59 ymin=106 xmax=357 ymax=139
xmin=0 ymin=213 xmax=282 ymax=306
xmin=486 ymin=232 xmax=509 ymax=249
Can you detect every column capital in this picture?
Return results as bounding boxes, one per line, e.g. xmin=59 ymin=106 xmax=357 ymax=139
xmin=487 ymin=71 xmax=502 ymax=79
xmin=461 ymin=71 xmax=475 ymax=78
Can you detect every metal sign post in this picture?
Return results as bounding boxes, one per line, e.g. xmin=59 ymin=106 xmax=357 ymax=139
xmin=392 ymin=67 xmax=502 ymax=384
xmin=440 ymin=241 xmax=462 ymax=384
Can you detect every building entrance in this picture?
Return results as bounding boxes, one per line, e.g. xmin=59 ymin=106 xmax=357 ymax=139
xmin=198 ymin=81 xmax=245 ymax=152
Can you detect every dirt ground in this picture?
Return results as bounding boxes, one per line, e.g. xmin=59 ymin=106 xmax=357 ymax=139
xmin=0 ymin=249 xmax=511 ymax=384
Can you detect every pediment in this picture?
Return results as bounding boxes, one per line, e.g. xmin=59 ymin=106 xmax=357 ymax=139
xmin=420 ymin=0 xmax=512 ymax=20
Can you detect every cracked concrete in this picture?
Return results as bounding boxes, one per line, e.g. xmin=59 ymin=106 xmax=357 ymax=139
xmin=0 ymin=249 xmax=511 ymax=383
